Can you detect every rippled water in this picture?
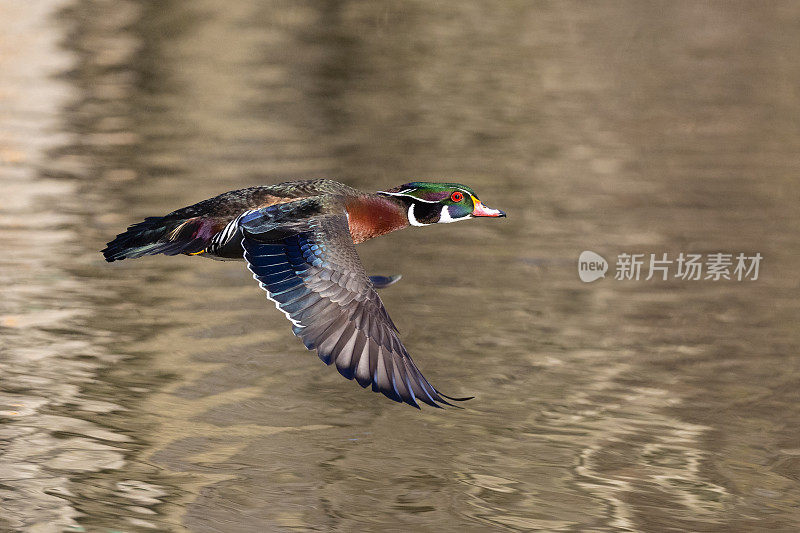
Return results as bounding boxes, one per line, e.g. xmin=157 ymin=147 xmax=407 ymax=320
xmin=2 ymin=1 xmax=800 ymax=531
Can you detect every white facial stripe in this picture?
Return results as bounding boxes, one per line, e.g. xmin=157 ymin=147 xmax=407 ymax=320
xmin=378 ymin=189 xmax=439 ymax=203
xmin=407 ymin=203 xmax=430 ymax=226
xmin=380 ymin=189 xmax=416 ymax=196
xmin=438 ymin=205 xmax=471 ymax=224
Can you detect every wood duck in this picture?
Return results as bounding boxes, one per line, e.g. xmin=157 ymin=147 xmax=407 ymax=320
xmin=103 ymin=179 xmax=506 ymax=408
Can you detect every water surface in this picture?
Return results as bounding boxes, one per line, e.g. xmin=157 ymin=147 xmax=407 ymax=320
xmin=2 ymin=1 xmax=800 ymax=531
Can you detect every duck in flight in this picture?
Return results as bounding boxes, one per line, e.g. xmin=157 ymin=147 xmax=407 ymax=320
xmin=102 ymin=179 xmax=506 ymax=408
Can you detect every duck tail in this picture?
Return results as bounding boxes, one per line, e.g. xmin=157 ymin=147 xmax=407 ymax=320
xmin=102 ymin=216 xmax=215 ymax=262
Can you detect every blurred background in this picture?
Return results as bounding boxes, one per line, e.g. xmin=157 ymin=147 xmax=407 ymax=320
xmin=2 ymin=1 xmax=799 ymax=531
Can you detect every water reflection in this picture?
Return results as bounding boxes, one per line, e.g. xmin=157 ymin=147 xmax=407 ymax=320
xmin=1 ymin=0 xmax=799 ymax=531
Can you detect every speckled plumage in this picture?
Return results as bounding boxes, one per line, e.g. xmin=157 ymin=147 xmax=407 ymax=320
xmin=103 ymin=179 xmax=505 ymax=408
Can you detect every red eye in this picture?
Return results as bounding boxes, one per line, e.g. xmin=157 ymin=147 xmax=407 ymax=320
xmin=450 ymin=191 xmax=464 ymax=202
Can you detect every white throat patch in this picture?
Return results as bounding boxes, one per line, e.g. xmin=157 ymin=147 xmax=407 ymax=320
xmin=438 ymin=205 xmax=470 ymax=224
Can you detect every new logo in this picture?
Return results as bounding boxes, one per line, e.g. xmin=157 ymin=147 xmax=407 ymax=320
xmin=578 ymin=250 xmax=608 ymax=282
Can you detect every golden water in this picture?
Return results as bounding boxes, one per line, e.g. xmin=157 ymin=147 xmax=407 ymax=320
xmin=1 ymin=1 xmax=799 ymax=531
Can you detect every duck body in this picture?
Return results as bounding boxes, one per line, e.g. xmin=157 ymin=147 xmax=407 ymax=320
xmin=103 ymin=179 xmax=505 ymax=408
xmin=104 ymin=180 xmax=413 ymax=262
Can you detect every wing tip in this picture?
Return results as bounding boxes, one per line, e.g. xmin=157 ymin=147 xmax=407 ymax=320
xmin=439 ymin=393 xmax=475 ymax=402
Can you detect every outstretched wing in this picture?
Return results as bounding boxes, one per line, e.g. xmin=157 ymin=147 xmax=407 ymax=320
xmin=239 ymin=203 xmax=467 ymax=408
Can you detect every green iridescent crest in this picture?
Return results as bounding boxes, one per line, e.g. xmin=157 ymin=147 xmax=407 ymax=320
xmin=379 ymin=182 xmax=478 ymax=203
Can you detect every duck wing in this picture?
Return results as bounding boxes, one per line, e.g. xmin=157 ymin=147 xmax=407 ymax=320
xmin=239 ymin=200 xmax=468 ymax=408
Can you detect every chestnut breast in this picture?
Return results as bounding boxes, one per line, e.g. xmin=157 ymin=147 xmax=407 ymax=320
xmin=345 ymin=196 xmax=409 ymax=244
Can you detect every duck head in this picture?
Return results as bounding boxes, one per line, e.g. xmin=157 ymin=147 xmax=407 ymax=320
xmin=377 ymin=182 xmax=506 ymax=226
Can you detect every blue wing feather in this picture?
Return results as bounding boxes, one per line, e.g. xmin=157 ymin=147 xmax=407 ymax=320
xmin=239 ymin=207 xmax=468 ymax=408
